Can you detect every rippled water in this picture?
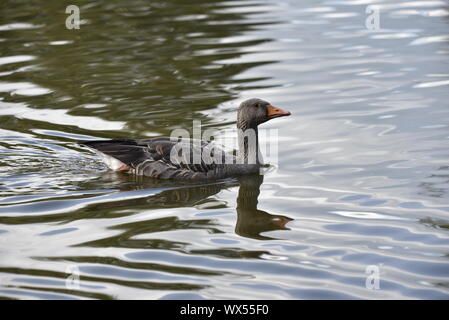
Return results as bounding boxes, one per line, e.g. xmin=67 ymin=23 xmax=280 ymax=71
xmin=1 ymin=0 xmax=449 ymax=299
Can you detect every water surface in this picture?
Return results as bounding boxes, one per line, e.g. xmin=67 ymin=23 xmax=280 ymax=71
xmin=1 ymin=0 xmax=449 ymax=299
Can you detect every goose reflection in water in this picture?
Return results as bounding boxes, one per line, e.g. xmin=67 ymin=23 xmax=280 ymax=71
xmin=144 ymin=173 xmax=293 ymax=240
xmin=76 ymin=173 xmax=292 ymax=248
xmin=235 ymin=174 xmax=292 ymax=240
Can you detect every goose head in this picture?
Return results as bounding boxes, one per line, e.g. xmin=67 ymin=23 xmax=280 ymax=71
xmin=237 ymin=98 xmax=291 ymax=129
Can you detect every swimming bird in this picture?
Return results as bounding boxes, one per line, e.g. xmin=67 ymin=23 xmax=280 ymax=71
xmin=78 ymin=98 xmax=291 ymax=180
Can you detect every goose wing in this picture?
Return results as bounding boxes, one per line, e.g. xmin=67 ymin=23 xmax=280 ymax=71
xmin=79 ymin=138 xmax=231 ymax=179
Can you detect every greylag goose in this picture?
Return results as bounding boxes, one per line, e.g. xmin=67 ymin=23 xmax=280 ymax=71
xmin=79 ymin=98 xmax=290 ymax=180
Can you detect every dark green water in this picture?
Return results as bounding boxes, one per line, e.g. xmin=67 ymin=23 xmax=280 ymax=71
xmin=1 ymin=0 xmax=449 ymax=299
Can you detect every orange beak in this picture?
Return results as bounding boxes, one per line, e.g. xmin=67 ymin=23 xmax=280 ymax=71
xmin=267 ymin=105 xmax=291 ymax=119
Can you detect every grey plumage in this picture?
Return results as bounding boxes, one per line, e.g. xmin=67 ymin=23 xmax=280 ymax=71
xmin=78 ymin=98 xmax=290 ymax=180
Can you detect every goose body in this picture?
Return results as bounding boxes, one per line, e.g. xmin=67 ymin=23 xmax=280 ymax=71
xmin=79 ymin=98 xmax=290 ymax=180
